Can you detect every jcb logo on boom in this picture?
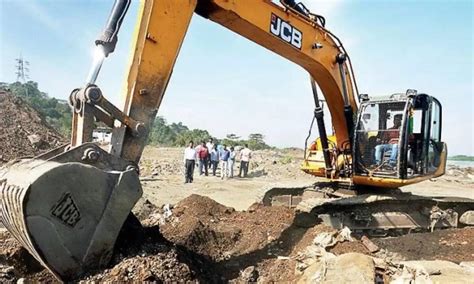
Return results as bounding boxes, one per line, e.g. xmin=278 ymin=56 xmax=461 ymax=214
xmin=270 ymin=13 xmax=303 ymax=49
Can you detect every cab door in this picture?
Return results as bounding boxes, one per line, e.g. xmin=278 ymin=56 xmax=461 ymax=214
xmin=427 ymin=98 xmax=443 ymax=173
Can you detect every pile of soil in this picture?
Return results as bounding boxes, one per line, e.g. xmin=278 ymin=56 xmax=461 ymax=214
xmin=158 ymin=195 xmax=294 ymax=261
xmin=0 ymin=91 xmax=65 ymax=164
xmin=373 ymin=227 xmax=474 ymax=263
xmin=248 ymin=148 xmax=310 ymax=179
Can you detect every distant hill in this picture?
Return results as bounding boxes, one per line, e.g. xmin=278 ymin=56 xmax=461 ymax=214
xmin=448 ymin=155 xmax=474 ymax=161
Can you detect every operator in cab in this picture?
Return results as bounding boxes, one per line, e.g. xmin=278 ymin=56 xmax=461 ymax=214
xmin=374 ymin=114 xmax=402 ymax=167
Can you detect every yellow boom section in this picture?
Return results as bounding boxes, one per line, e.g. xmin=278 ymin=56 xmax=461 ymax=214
xmin=118 ymin=0 xmax=357 ymax=164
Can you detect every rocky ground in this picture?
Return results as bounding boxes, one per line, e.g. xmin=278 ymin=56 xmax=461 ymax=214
xmin=0 ymin=91 xmax=473 ymax=282
xmin=1 ymin=194 xmax=473 ymax=283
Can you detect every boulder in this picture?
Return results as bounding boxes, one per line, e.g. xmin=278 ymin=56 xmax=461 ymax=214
xmin=398 ymin=260 xmax=474 ymax=283
xmin=298 ymin=253 xmax=375 ymax=283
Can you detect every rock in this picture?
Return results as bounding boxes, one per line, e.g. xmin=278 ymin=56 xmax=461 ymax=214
xmin=326 ymin=253 xmax=375 ymax=283
xmin=399 ymin=260 xmax=474 ymax=283
xmin=0 ymin=265 xmax=14 ymax=279
xmin=240 ymin=266 xmax=258 ymax=282
xmin=361 ymin=236 xmax=380 ymax=253
xmin=459 ymin=261 xmax=474 ymax=273
xmin=460 ymin=210 xmax=474 ymax=225
xmin=298 ymin=253 xmax=375 ymax=283
xmin=27 ymin=134 xmax=42 ymax=147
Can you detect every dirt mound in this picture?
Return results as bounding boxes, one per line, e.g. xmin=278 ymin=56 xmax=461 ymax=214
xmin=0 ymin=91 xmax=65 ymax=164
xmin=158 ymin=195 xmax=294 ymax=262
xmin=247 ymin=149 xmax=309 ymax=179
xmin=373 ymin=227 xmax=474 ymax=263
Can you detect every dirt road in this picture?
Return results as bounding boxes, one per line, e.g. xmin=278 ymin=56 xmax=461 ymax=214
xmin=138 ymin=147 xmax=473 ymax=209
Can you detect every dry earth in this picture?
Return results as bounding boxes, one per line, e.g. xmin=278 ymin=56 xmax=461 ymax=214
xmin=0 ymin=91 xmax=65 ymax=165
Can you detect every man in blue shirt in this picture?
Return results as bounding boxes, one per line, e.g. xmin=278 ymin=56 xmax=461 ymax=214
xmin=219 ymin=145 xmax=230 ymax=180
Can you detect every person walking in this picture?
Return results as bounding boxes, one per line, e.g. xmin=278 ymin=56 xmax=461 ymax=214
xmin=197 ymin=141 xmax=209 ymax=176
xmin=209 ymin=144 xmax=219 ymax=176
xmin=239 ymin=144 xmax=252 ymax=177
xmin=219 ymin=145 xmax=230 ymax=180
xmin=183 ymin=141 xmax=197 ymax=183
xmin=228 ymin=146 xmax=236 ymax=178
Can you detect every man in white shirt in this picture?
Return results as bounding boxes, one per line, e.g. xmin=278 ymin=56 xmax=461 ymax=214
xmin=228 ymin=146 xmax=237 ymax=178
xmin=183 ymin=141 xmax=197 ymax=183
xmin=239 ymin=144 xmax=252 ymax=178
xmin=206 ymin=138 xmax=215 ymax=168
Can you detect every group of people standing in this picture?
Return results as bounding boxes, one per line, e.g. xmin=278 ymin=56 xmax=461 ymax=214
xmin=183 ymin=138 xmax=252 ymax=184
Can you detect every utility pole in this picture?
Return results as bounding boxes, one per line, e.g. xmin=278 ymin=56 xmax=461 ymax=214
xmin=15 ymin=54 xmax=30 ymax=83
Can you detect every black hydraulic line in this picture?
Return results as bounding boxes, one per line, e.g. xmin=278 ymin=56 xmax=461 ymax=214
xmin=304 ymin=115 xmax=316 ymax=160
xmin=95 ymin=0 xmax=131 ymax=57
xmin=310 ymin=77 xmax=333 ymax=177
xmin=281 ymin=0 xmax=309 ymax=16
xmin=336 ymin=53 xmax=354 ymax=148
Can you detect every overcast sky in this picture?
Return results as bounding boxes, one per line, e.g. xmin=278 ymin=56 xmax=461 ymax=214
xmin=1 ymin=0 xmax=472 ymax=155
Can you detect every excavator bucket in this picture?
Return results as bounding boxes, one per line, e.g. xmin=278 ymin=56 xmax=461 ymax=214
xmin=0 ymin=143 xmax=142 ymax=281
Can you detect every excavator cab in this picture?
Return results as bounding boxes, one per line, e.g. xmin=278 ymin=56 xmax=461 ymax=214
xmin=353 ymin=90 xmax=447 ymax=187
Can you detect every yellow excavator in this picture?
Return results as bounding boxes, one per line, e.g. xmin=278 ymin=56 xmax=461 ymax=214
xmin=1 ymin=0 xmax=473 ymax=281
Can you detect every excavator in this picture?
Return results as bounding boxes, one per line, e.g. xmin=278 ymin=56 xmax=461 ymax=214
xmin=1 ymin=0 xmax=473 ymax=281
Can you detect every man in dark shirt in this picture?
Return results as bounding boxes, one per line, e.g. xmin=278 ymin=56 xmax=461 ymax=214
xmin=375 ymin=114 xmax=402 ymax=166
xmin=197 ymin=141 xmax=209 ymax=176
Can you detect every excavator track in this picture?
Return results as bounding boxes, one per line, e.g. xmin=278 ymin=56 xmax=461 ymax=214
xmin=258 ymin=182 xmax=474 ymax=236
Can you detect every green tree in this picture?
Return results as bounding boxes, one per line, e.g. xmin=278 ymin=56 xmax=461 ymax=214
xmin=175 ymin=129 xmax=212 ymax=146
xmin=148 ymin=116 xmax=178 ymax=145
xmin=247 ymin=133 xmax=270 ymax=150
xmin=226 ymin=133 xmax=240 ymax=140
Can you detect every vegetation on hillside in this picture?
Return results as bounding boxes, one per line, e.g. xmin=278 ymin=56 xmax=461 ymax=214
xmin=1 ymin=81 xmax=272 ymax=149
xmin=148 ymin=117 xmax=272 ymax=149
